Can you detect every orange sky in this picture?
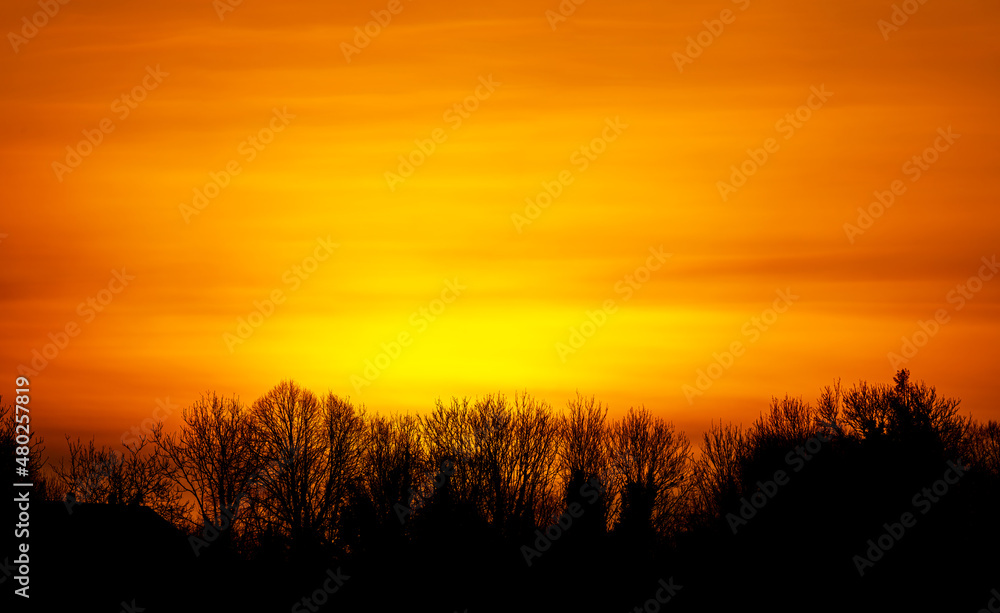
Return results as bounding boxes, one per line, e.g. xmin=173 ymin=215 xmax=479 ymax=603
xmin=2 ymin=0 xmax=998 ymax=452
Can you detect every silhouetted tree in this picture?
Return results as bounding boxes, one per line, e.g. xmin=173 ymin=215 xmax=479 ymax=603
xmin=321 ymin=392 xmax=367 ymax=549
xmin=153 ymin=392 xmax=263 ymax=551
xmin=27 ymin=372 xmax=1000 ymax=613
xmin=53 ymin=435 xmax=188 ymax=523
xmin=1 ymin=397 xmax=47 ymax=493
xmin=558 ymin=393 xmax=610 ymax=536
xmin=839 ymin=369 xmax=969 ymax=456
xmin=608 ymin=407 xmax=692 ymax=545
xmin=348 ymin=413 xmax=421 ymax=553
xmin=692 ymin=420 xmax=747 ymax=525
xmin=251 ymin=381 xmax=330 ymax=558
xmin=416 ymin=393 xmax=561 ymax=541
xmin=969 ymin=420 xmax=1000 ymax=476
xmin=483 ymin=392 xmax=561 ymax=537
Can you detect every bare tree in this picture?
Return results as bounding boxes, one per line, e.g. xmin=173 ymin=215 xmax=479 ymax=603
xmin=251 ymin=381 xmax=328 ymax=553
xmin=419 ymin=396 xmax=477 ymax=471
xmin=500 ymin=392 xmax=562 ymax=533
xmin=608 ymin=407 xmax=692 ymax=542
xmin=557 ymin=393 xmax=610 ymax=535
xmin=841 ymin=379 xmax=893 ymax=442
xmin=839 ymin=370 xmax=970 ymax=461
xmin=968 ymin=420 xmax=1000 ymax=477
xmin=559 ymin=393 xmax=610 ymax=486
xmin=749 ymin=395 xmax=814 ymax=447
xmin=2 ymin=397 xmax=46 ymax=483
xmin=247 ymin=382 xmax=367 ymax=556
xmin=692 ymin=421 xmax=746 ymax=524
xmin=736 ymin=396 xmax=819 ymax=484
xmin=349 ymin=413 xmax=421 ymax=550
xmin=153 ymin=392 xmax=262 ymax=548
xmin=321 ymin=392 xmax=367 ymax=546
xmin=420 ymin=393 xmax=561 ymax=538
xmin=417 ymin=396 xmax=484 ymax=519
xmin=816 ymin=379 xmax=846 ymax=439
xmin=53 ymin=435 xmax=188 ymax=524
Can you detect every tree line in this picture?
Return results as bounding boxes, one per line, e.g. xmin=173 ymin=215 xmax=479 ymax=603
xmin=3 ymin=369 xmax=998 ymax=612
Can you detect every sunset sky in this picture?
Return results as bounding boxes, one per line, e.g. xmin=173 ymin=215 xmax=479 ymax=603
xmin=2 ymin=0 xmax=998 ymax=451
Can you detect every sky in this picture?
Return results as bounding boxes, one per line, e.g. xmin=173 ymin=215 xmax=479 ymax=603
xmin=1 ymin=0 xmax=998 ymax=452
